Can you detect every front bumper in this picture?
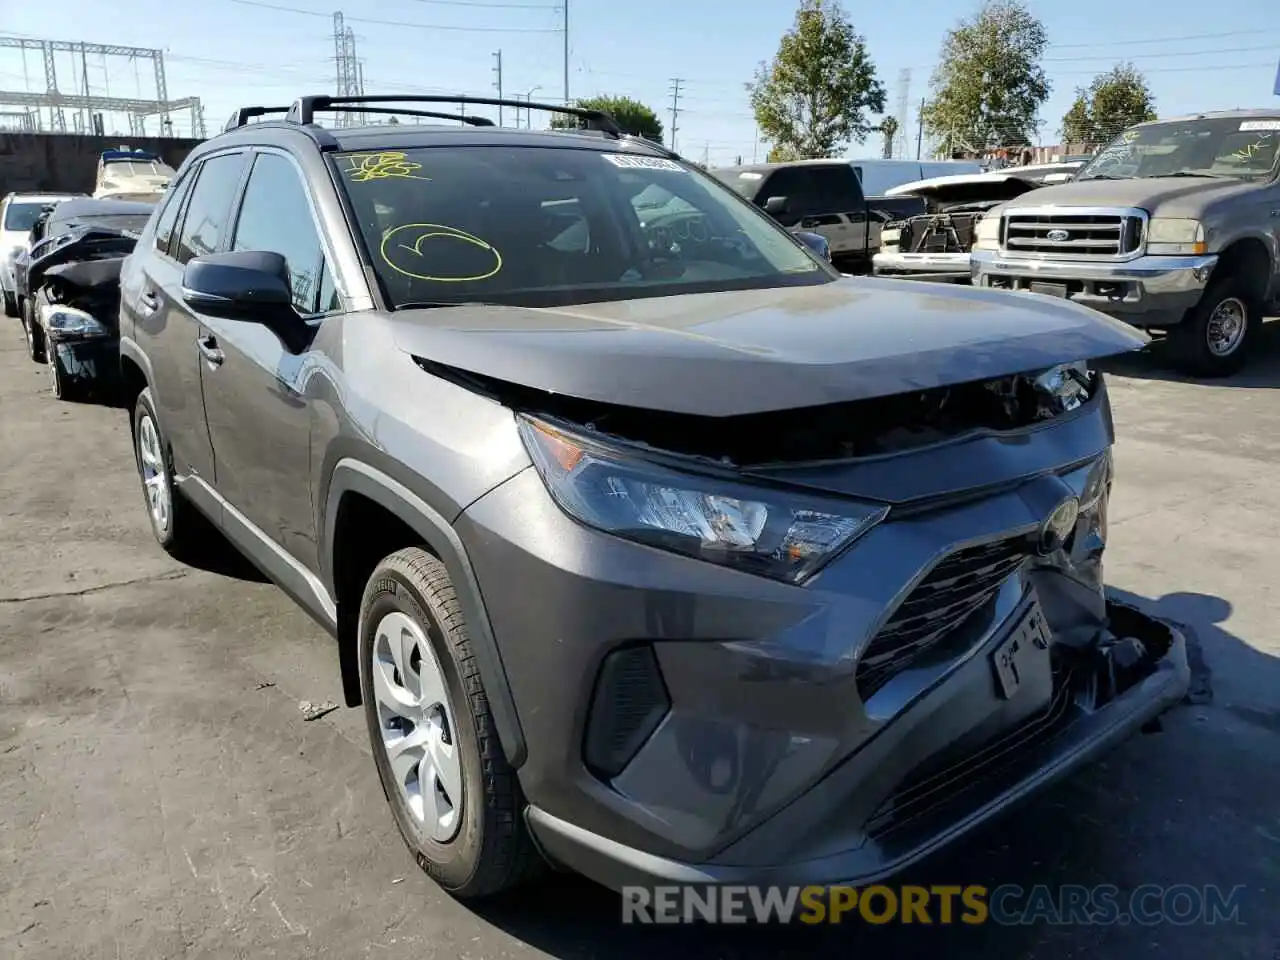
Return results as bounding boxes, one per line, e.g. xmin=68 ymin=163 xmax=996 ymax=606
xmin=456 ymin=395 xmax=1188 ymax=891
xmin=48 ymin=335 xmax=120 ymax=388
xmin=873 ymin=250 xmax=972 ymax=282
xmin=970 ymin=250 xmax=1218 ymax=328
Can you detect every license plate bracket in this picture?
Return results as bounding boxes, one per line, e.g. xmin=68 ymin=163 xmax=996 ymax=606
xmin=991 ymin=603 xmax=1052 ymax=700
xmin=1029 ymin=281 xmax=1069 ymax=299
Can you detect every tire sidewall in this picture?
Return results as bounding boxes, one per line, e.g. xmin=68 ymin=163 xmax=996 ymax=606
xmin=358 ymin=564 xmax=487 ymax=889
xmin=132 ymin=388 xmax=176 ymax=547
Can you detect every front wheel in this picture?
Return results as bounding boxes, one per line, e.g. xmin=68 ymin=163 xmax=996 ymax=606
xmin=48 ymin=347 xmax=78 ymax=401
xmin=21 ymin=300 xmax=45 ymax=364
xmin=359 ymin=548 xmax=542 ymax=899
xmin=2 ymin=289 xmax=16 ymax=318
xmin=1168 ymin=274 xmax=1260 ymax=377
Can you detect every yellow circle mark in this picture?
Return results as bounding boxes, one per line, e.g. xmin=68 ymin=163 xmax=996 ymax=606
xmin=380 ymin=222 xmax=503 ymax=283
xmin=345 ymin=152 xmax=431 ymax=182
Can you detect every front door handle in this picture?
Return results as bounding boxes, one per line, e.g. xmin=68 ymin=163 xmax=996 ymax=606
xmin=196 ymin=335 xmax=224 ymax=367
xmin=137 ymin=291 xmax=160 ymax=316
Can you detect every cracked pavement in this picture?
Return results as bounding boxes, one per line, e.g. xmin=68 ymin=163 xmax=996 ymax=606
xmin=1 ymin=325 xmax=1278 ymax=959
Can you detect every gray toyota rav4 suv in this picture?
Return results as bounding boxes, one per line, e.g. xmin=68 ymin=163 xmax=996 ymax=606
xmin=117 ymin=95 xmax=1189 ymax=901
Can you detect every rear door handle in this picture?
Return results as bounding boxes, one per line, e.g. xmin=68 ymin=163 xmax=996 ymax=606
xmin=196 ymin=335 xmax=224 ymax=367
xmin=137 ymin=291 xmax=160 ymax=316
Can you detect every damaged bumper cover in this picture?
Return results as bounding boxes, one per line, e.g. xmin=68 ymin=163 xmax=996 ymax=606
xmin=524 ymin=588 xmax=1188 ymax=889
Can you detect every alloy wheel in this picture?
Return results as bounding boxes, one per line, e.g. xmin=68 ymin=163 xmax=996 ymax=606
xmin=136 ymin=413 xmax=172 ymax=535
xmin=371 ymin=611 xmax=463 ymax=843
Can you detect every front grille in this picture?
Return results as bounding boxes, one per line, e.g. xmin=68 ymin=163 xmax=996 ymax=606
xmin=1001 ymin=211 xmax=1144 ymax=258
xmin=856 ymin=537 xmax=1032 ymax=699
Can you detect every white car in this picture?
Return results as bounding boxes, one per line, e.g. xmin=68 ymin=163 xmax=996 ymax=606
xmin=0 ymin=192 xmax=83 ymax=317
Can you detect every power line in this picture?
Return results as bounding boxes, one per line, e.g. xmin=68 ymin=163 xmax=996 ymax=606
xmin=1045 ymin=27 xmax=1280 ymax=49
xmin=404 ymin=0 xmax=559 ymax=8
xmin=1044 ymin=43 xmax=1280 ymax=63
xmin=228 ymin=0 xmax=562 ymax=32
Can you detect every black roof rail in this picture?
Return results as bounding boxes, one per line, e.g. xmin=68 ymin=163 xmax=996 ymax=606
xmin=286 ymin=94 xmax=622 ymax=137
xmin=224 ymin=106 xmax=290 ymax=132
xmin=323 ymin=105 xmax=495 ymax=126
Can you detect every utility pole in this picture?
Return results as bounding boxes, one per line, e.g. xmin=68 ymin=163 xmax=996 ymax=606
xmin=563 ymin=0 xmax=569 ymax=105
xmin=668 ymin=78 xmax=683 ymax=152
xmin=915 ymin=97 xmax=925 ymax=160
xmin=492 ymin=49 xmax=503 ymax=126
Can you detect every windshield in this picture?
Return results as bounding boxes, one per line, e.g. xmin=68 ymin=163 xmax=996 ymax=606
xmin=336 ymin=146 xmax=831 ymax=308
xmin=3 ymin=201 xmax=48 ymax=232
xmin=103 ymin=160 xmax=174 ymax=178
xmin=1078 ymin=117 xmax=1280 ymax=182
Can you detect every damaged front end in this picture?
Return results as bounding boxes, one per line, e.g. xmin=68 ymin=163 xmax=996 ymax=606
xmin=873 ymin=176 xmax=1041 ymax=283
xmin=30 ymin=225 xmax=136 ymax=400
xmin=476 ymin=348 xmax=1189 ymax=886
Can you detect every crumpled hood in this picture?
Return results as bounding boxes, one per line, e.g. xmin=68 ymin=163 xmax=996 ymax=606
xmin=997 ymin=175 xmax=1256 ymax=217
xmin=28 ymin=225 xmax=138 ymax=291
xmin=389 ymin=277 xmax=1147 ymax=416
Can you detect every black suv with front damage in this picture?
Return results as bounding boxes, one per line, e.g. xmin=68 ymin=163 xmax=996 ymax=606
xmin=116 ymin=95 xmax=1190 ymax=901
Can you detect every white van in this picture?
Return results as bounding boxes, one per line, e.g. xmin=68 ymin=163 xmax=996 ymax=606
xmin=850 ymin=158 xmax=984 ymax=198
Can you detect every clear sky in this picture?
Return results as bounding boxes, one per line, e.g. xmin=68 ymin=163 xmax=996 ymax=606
xmin=2 ymin=0 xmax=1278 ymax=165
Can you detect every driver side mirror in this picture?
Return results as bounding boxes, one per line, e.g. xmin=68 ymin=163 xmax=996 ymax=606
xmin=794 ymin=230 xmax=831 ymax=262
xmin=182 ymin=250 xmax=293 ymax=320
xmin=763 ymin=195 xmax=790 ymax=216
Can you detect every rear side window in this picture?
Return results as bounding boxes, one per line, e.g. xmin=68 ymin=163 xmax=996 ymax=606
xmin=231 ymin=152 xmax=331 ymax=315
xmin=175 ymin=152 xmax=247 ymax=264
xmin=809 ymin=166 xmax=862 ymax=210
xmin=152 ymin=169 xmax=195 ymax=255
xmin=3 ymin=201 xmax=46 ymax=232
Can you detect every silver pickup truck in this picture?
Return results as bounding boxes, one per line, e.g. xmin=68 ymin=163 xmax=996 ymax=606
xmin=971 ymin=109 xmax=1280 ymax=377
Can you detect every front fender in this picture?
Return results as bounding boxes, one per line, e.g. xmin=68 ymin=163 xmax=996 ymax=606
xmin=323 ymin=458 xmax=528 ymax=768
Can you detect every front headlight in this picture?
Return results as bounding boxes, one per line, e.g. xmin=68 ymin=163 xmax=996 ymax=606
xmin=881 ymin=226 xmax=901 ymax=248
xmin=1032 ymin=360 xmax=1093 ymax=413
xmin=519 ymin=416 xmax=889 ymax=584
xmin=972 ymin=214 xmax=1000 ymax=251
xmin=1146 ymin=218 xmax=1207 ymax=256
xmin=39 ymin=303 xmax=110 ymax=338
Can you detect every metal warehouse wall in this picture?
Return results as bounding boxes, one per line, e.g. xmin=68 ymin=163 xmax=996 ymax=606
xmin=0 ymin=133 xmax=204 ymax=196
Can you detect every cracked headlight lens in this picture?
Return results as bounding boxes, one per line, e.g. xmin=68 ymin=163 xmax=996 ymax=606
xmin=519 ymin=416 xmax=888 ymax=584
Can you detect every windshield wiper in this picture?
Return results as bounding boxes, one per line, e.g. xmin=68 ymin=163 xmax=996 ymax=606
xmin=1079 ymin=174 xmax=1131 ymax=181
xmin=1159 ymin=172 xmax=1235 ymax=179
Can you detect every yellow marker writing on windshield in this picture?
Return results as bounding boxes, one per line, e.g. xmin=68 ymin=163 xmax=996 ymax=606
xmin=343 ymin=152 xmax=430 ymax=182
xmin=380 ymin=222 xmax=503 ymax=282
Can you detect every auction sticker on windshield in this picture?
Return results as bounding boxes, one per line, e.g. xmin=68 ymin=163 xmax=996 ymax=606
xmin=1239 ymin=120 xmax=1280 ymax=132
xmin=603 ymin=155 xmax=686 ymax=172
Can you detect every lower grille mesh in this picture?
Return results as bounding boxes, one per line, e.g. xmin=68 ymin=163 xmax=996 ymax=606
xmin=856 ymin=537 xmax=1032 ymax=699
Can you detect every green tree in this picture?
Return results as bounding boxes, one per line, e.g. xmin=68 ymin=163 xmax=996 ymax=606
xmin=879 ymin=115 xmax=899 ymax=158
xmin=747 ymin=0 xmax=886 ymax=159
xmin=549 ymin=95 xmax=664 ymax=141
xmin=921 ymin=0 xmax=1050 ymax=153
xmin=1061 ymin=63 xmax=1156 ymax=148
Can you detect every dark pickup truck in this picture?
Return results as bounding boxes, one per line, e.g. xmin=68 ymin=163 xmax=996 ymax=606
xmin=710 ymin=159 xmax=925 ymax=270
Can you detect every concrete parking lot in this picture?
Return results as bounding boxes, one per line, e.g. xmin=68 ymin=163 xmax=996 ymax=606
xmin=1 ymin=323 xmax=1278 ymax=960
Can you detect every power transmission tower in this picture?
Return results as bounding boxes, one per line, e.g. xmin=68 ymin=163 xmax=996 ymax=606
xmin=0 ymin=35 xmax=201 ymax=135
xmin=668 ymin=78 xmax=683 ymax=152
xmin=492 ymin=50 xmax=503 ymax=126
xmin=332 ymin=12 xmax=362 ymax=127
xmin=893 ymin=68 xmax=911 ymax=160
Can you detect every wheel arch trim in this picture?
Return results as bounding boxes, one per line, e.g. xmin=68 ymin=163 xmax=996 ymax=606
xmin=326 ymin=458 xmax=528 ymax=769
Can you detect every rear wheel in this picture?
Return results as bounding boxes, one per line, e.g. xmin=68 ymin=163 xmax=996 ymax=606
xmin=1168 ymin=273 xmax=1260 ymax=377
xmin=359 ymin=548 xmax=542 ymax=899
xmin=132 ymin=387 xmax=206 ymax=558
